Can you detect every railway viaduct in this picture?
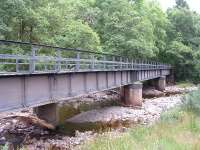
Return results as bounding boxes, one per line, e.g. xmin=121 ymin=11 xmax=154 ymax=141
xmin=0 ymin=40 xmax=173 ymax=125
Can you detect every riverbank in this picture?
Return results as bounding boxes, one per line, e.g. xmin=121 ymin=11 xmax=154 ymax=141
xmin=80 ymin=89 xmax=200 ymax=150
xmin=0 ymin=84 xmax=197 ymax=149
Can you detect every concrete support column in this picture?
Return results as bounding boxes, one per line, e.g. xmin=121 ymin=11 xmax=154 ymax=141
xmin=34 ymin=103 xmax=59 ymax=126
xmin=156 ymin=76 xmax=166 ymax=91
xmin=167 ymin=69 xmax=175 ymax=85
xmin=120 ymin=86 xmax=125 ymax=101
xmin=124 ymin=82 xmax=143 ymax=107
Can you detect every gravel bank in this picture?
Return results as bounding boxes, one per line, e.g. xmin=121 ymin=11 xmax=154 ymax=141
xmin=0 ymin=85 xmax=197 ymax=149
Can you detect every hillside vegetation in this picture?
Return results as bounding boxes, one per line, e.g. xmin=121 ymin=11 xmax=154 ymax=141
xmin=1 ymin=0 xmax=200 ymax=81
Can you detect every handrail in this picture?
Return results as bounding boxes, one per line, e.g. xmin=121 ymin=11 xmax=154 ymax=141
xmin=0 ymin=39 xmax=171 ymax=74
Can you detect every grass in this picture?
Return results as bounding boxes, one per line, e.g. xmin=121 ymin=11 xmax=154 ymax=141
xmin=80 ymin=90 xmax=200 ymax=150
xmin=176 ymin=81 xmax=195 ymax=88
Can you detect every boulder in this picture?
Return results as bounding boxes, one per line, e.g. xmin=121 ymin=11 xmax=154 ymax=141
xmin=143 ymin=88 xmax=165 ymax=98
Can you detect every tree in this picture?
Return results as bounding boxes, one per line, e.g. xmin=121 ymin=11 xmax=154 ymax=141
xmin=163 ymin=4 xmax=200 ymax=81
xmin=55 ymin=20 xmax=101 ymax=51
xmin=93 ymin=0 xmax=160 ymax=58
xmin=1 ymin=0 xmax=200 ymax=82
xmin=175 ymin=0 xmax=189 ymax=9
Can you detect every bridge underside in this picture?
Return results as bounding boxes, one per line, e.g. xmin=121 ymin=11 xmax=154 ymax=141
xmin=0 ymin=69 xmax=170 ymax=112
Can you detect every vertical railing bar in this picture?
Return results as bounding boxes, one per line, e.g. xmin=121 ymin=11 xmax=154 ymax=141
xmin=29 ymin=45 xmax=37 ymax=73
xmin=75 ymin=51 xmax=80 ymax=71
xmin=138 ymin=59 xmax=140 ymax=69
xmin=120 ymin=57 xmax=123 ymax=69
xmin=156 ymin=62 xmax=157 ymax=69
xmin=126 ymin=58 xmax=129 ymax=69
xmin=147 ymin=60 xmax=149 ymax=69
xmin=152 ymin=61 xmax=154 ymax=69
xmin=16 ymin=55 xmax=19 ymax=73
xmin=56 ymin=48 xmax=61 ymax=72
xmin=132 ymin=59 xmax=134 ymax=69
xmin=65 ymin=60 xmax=68 ymax=70
xmin=112 ymin=56 xmax=115 ymax=70
xmin=45 ymin=64 xmax=47 ymax=72
xmin=134 ymin=59 xmax=136 ymax=69
xmin=103 ymin=56 xmax=106 ymax=70
xmin=91 ymin=55 xmax=95 ymax=70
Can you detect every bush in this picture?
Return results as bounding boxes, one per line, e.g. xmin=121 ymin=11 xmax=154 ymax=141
xmin=182 ymin=88 xmax=200 ymax=113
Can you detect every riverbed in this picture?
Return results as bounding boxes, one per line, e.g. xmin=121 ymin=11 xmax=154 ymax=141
xmin=0 ymin=85 xmax=197 ymax=150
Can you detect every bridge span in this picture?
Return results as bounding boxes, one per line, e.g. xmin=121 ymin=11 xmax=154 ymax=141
xmin=0 ymin=40 xmax=172 ymax=125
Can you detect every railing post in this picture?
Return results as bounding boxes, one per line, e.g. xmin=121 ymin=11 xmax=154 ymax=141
xmin=146 ymin=60 xmax=148 ymax=69
xmin=16 ymin=56 xmax=19 ymax=73
xmin=132 ymin=59 xmax=134 ymax=69
xmin=91 ymin=55 xmax=95 ymax=70
xmin=103 ymin=56 xmax=106 ymax=70
xmin=134 ymin=59 xmax=137 ymax=69
xmin=65 ymin=60 xmax=68 ymax=70
xmin=29 ymin=46 xmax=37 ymax=73
xmin=112 ymin=56 xmax=115 ymax=70
xmin=140 ymin=60 xmax=142 ymax=69
xmin=155 ymin=62 xmax=156 ymax=69
xmin=56 ymin=48 xmax=61 ymax=72
xmin=139 ymin=60 xmax=141 ymax=69
xmin=156 ymin=62 xmax=158 ymax=69
xmin=45 ymin=64 xmax=47 ymax=71
xmin=120 ymin=57 xmax=123 ymax=69
xmin=126 ymin=58 xmax=129 ymax=69
xmin=75 ymin=51 xmax=80 ymax=71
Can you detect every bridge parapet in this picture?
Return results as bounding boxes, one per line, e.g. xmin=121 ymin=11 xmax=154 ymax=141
xmin=0 ymin=40 xmax=171 ymax=75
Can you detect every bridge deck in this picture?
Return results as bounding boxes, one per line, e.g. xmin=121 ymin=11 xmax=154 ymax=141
xmin=0 ymin=40 xmax=171 ymax=112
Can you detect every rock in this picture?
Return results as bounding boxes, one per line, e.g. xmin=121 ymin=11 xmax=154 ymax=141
xmin=0 ymin=137 xmax=6 ymax=145
xmin=65 ymin=92 xmax=184 ymax=132
xmin=143 ymin=88 xmax=165 ymax=98
xmin=0 ymin=85 xmax=197 ymax=150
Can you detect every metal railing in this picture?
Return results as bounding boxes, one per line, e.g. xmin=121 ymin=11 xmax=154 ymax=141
xmin=0 ymin=40 xmax=171 ymax=74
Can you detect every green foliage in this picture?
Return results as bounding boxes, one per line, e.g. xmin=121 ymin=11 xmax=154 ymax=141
xmin=1 ymin=0 xmax=200 ymax=82
xmin=175 ymin=0 xmax=189 ymax=9
xmin=55 ymin=20 xmax=101 ymax=51
xmin=93 ymin=0 xmax=166 ymax=58
xmin=164 ymin=5 xmax=200 ymax=82
xmin=176 ymin=81 xmax=195 ymax=88
xmin=81 ymin=107 xmax=200 ymax=150
xmin=183 ymin=88 xmax=200 ymax=113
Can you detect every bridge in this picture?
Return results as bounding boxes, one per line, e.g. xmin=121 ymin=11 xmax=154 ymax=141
xmin=0 ymin=40 xmax=172 ymax=125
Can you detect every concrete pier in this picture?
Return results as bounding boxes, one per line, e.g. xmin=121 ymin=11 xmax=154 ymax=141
xmin=120 ymin=86 xmax=125 ymax=101
xmin=34 ymin=103 xmax=59 ymax=126
xmin=34 ymin=77 xmax=166 ymax=125
xmin=156 ymin=76 xmax=166 ymax=91
xmin=124 ymin=82 xmax=143 ymax=107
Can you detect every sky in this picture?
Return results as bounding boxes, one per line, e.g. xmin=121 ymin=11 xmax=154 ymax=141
xmin=157 ymin=0 xmax=200 ymax=13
